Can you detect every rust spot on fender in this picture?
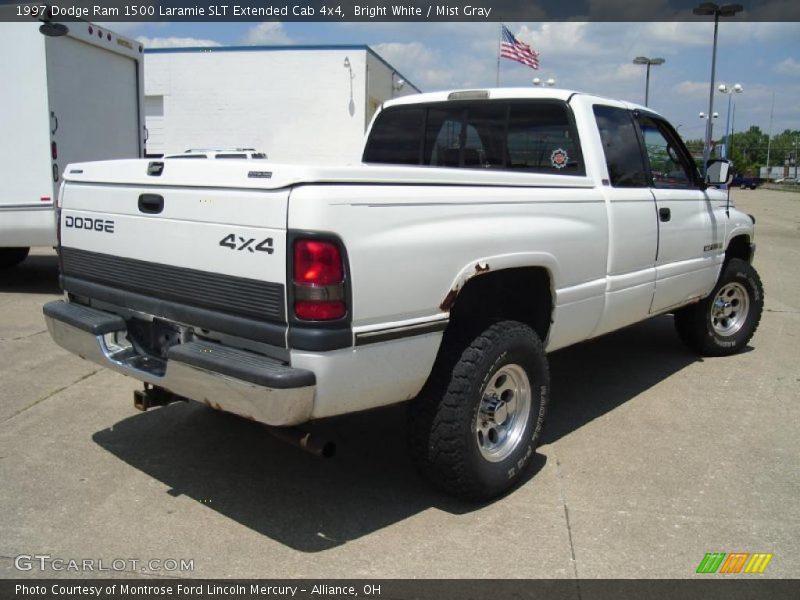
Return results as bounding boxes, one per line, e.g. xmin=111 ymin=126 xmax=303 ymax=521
xmin=440 ymin=263 xmax=490 ymax=311
xmin=204 ymin=399 xmax=223 ymax=412
xmin=440 ymin=286 xmax=459 ymax=311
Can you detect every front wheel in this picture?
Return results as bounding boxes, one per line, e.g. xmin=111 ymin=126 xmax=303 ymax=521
xmin=674 ymin=258 xmax=764 ymax=356
xmin=408 ymin=320 xmax=549 ymax=500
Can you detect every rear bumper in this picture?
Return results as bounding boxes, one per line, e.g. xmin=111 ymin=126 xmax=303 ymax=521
xmin=43 ymin=300 xmax=315 ymax=426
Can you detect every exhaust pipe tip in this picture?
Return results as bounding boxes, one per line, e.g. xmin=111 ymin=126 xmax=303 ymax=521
xmin=267 ymin=426 xmax=336 ymax=459
xmin=319 ymin=441 xmax=336 ymax=459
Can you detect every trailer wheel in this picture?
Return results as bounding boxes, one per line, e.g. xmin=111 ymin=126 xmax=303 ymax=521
xmin=0 ymin=247 xmax=30 ymax=269
xmin=409 ymin=320 xmax=549 ymax=500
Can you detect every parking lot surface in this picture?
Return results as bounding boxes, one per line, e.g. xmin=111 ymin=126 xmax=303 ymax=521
xmin=1 ymin=189 xmax=798 ymax=579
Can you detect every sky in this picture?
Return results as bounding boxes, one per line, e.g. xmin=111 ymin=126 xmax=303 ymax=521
xmin=106 ymin=21 xmax=800 ymax=141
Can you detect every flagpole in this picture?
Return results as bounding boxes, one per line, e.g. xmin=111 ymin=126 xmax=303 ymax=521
xmin=496 ymin=22 xmax=502 ymax=87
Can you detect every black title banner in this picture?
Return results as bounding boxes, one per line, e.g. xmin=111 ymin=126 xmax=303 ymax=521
xmin=3 ymin=580 xmax=800 ymax=600
xmin=1 ymin=0 xmax=798 ymax=22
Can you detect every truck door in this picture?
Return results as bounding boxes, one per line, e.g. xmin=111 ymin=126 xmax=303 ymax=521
xmin=635 ymin=115 xmax=721 ymax=313
xmin=45 ymin=35 xmax=141 ymax=199
xmin=590 ymin=104 xmax=657 ymax=336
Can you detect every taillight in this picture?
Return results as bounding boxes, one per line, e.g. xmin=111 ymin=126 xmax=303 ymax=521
xmin=293 ymin=239 xmax=346 ymax=321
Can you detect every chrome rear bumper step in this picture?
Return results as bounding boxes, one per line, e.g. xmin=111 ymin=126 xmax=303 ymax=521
xmin=42 ymin=300 xmax=315 ymax=426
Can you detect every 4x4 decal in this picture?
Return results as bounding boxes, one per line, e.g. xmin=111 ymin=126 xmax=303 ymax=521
xmin=219 ymin=233 xmax=274 ymax=254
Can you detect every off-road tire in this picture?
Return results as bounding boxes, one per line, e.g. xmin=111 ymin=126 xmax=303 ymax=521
xmin=409 ymin=320 xmax=549 ymax=501
xmin=674 ymin=258 xmax=764 ymax=356
xmin=0 ymin=247 xmax=29 ymax=269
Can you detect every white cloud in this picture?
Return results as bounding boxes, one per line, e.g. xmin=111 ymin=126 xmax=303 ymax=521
xmin=775 ymin=57 xmax=800 ymax=76
xmin=136 ymin=36 xmax=220 ymax=49
xmin=639 ymin=22 xmax=712 ymax=48
xmin=373 ymin=41 xmax=433 ymax=66
xmin=675 ymin=80 xmax=710 ymax=98
xmin=373 ymin=42 xmax=462 ymax=90
xmin=241 ymin=22 xmax=291 ymax=45
xmin=609 ymin=63 xmax=645 ymax=82
xmin=517 ymin=23 xmax=606 ymax=57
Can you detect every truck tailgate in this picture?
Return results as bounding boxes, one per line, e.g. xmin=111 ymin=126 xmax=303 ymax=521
xmin=59 ymin=160 xmax=289 ymax=346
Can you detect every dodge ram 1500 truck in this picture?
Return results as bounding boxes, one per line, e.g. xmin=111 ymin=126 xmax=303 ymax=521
xmin=43 ymin=89 xmax=763 ymax=499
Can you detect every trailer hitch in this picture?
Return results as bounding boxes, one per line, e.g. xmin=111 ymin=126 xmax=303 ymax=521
xmin=133 ymin=384 xmax=185 ymax=411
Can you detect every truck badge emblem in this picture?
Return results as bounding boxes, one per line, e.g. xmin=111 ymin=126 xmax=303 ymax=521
xmin=550 ymin=148 xmax=569 ymax=169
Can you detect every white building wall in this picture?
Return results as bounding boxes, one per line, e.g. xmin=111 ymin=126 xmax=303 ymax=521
xmin=365 ymin=51 xmax=418 ymax=133
xmin=144 ymin=47 xmax=406 ymax=165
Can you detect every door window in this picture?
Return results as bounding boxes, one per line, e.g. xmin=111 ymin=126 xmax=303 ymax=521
xmin=638 ymin=117 xmax=697 ymax=189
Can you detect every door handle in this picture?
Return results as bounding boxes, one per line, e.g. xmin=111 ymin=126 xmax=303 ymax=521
xmin=659 ymin=207 xmax=671 ymax=222
xmin=138 ymin=194 xmax=164 ymax=214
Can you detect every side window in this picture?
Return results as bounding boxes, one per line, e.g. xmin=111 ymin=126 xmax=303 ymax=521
xmin=638 ymin=116 xmax=697 ymax=189
xmin=362 ymin=107 xmax=424 ymax=165
xmin=592 ymin=105 xmax=648 ymax=187
xmin=507 ymin=103 xmax=584 ymax=174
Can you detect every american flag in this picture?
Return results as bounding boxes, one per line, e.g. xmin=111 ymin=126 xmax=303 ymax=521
xmin=500 ymin=25 xmax=540 ymax=70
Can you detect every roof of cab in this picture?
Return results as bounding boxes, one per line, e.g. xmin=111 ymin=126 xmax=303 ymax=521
xmin=382 ymin=87 xmax=656 ymax=117
xmin=383 ymin=88 xmax=579 ymax=109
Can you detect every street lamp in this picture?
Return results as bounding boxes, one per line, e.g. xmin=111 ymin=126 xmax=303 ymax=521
xmin=718 ymin=83 xmax=743 ymax=158
xmin=532 ymin=77 xmax=556 ymax=86
xmin=632 ymin=56 xmax=665 ymax=107
xmin=693 ymin=2 xmax=743 ymax=175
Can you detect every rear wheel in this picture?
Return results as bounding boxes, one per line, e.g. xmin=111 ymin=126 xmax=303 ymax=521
xmin=674 ymin=258 xmax=763 ymax=356
xmin=409 ymin=320 xmax=549 ymax=500
xmin=0 ymin=247 xmax=29 ymax=269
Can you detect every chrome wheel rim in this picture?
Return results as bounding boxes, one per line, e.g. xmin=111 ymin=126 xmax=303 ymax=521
xmin=475 ymin=364 xmax=532 ymax=463
xmin=710 ymin=282 xmax=750 ymax=336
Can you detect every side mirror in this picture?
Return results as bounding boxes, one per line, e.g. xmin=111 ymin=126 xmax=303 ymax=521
xmin=705 ymin=159 xmax=733 ymax=186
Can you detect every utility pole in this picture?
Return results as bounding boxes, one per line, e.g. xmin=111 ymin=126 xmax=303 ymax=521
xmin=766 ymin=91 xmax=774 ymax=180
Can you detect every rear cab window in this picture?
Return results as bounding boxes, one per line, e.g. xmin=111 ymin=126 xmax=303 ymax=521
xmin=364 ymin=99 xmax=584 ymax=175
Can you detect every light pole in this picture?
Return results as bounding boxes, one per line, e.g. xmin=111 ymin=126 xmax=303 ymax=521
xmin=693 ymin=2 xmax=743 ymax=175
xmin=717 ymin=83 xmax=743 ymax=158
xmin=632 ymin=56 xmax=665 ymax=107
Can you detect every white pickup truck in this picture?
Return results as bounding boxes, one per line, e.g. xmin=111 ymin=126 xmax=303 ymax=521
xmin=43 ymin=89 xmax=762 ymax=499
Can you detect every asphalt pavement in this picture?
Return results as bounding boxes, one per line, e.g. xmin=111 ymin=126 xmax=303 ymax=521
xmin=1 ymin=188 xmax=798 ymax=579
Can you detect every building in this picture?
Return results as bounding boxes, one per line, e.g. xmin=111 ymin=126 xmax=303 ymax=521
xmin=144 ymin=45 xmax=420 ymax=164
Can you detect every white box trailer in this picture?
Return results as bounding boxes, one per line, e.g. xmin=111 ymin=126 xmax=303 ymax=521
xmin=144 ymin=45 xmax=419 ymax=164
xmin=0 ymin=20 xmax=145 ymax=267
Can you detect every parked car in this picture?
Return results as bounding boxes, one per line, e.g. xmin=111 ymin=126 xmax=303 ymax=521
xmin=730 ymin=175 xmax=762 ymax=190
xmin=775 ymin=177 xmax=797 ymax=185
